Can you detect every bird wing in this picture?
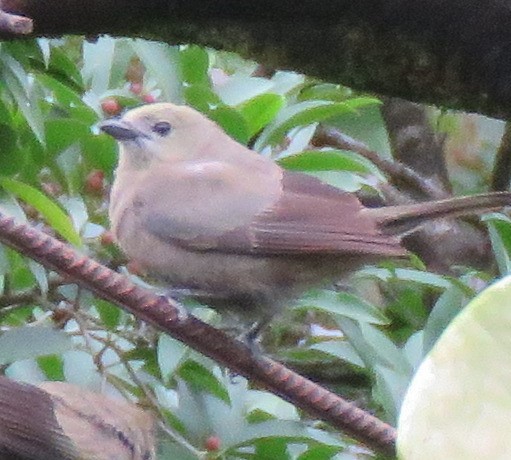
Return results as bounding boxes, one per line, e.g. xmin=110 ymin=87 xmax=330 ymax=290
xmin=139 ymin=163 xmax=406 ymax=257
xmin=0 ymin=377 xmax=78 ymax=460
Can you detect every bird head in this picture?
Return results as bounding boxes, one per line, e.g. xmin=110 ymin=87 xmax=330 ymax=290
xmin=99 ymin=103 xmax=219 ymax=168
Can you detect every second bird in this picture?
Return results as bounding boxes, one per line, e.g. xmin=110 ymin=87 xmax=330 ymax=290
xmin=100 ymin=103 xmax=511 ymax=335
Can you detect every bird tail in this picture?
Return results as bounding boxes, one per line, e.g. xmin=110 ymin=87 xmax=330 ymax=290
xmin=365 ymin=191 xmax=511 ymax=234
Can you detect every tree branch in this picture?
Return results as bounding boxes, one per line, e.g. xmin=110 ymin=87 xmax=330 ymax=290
xmin=0 ymin=6 xmax=32 ymax=34
xmin=0 ymin=212 xmax=397 ymax=457
xmin=381 ymin=98 xmax=451 ymax=195
xmin=1 ymin=0 xmax=511 ymax=118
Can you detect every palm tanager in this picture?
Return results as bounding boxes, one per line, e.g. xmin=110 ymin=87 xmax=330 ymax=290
xmin=99 ymin=103 xmax=511 ymax=336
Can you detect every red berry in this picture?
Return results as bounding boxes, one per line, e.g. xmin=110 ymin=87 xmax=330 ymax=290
xmin=204 ymin=436 xmax=221 ymax=452
xmin=129 ymin=82 xmax=143 ymax=95
xmin=142 ymin=93 xmax=156 ymax=104
xmin=85 ymin=170 xmax=105 ymax=195
xmin=101 ymin=98 xmax=121 ymax=115
xmin=51 ymin=307 xmax=72 ymax=326
xmin=100 ymin=230 xmax=115 ymax=246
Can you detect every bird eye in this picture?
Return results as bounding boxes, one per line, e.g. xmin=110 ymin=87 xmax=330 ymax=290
xmin=152 ymin=121 xmax=171 ymax=136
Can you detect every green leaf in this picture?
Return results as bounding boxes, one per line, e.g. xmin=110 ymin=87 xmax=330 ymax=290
xmin=48 ymin=46 xmax=84 ymax=89
xmin=124 ymin=346 xmax=160 ymax=378
xmin=0 ymin=177 xmax=81 ymax=246
xmin=299 ymin=83 xmax=353 ymax=102
xmin=208 ymin=106 xmax=250 ymax=144
xmin=330 ymin=104 xmax=391 ymax=156
xmin=374 ymin=363 xmax=411 ymax=424
xmin=337 ymin=317 xmax=411 ymax=374
xmin=398 ymin=275 xmax=511 ymax=459
xmin=0 ymin=194 xmax=27 ymax=224
xmin=233 ymin=420 xmax=330 ymax=448
xmin=309 ymin=340 xmax=364 ymax=367
xmin=297 ymin=290 xmax=389 ymax=325
xmin=45 ymin=118 xmax=91 ymax=158
xmin=61 ymin=350 xmax=98 ymax=385
xmin=158 ymin=335 xmax=187 ymax=382
xmin=131 ymin=39 xmax=182 ymax=102
xmin=110 ymin=94 xmax=142 ymax=109
xmin=297 ymin=444 xmax=342 ymax=460
xmin=179 ymin=45 xmax=209 ymax=85
xmin=238 ymin=93 xmax=285 ymax=138
xmin=177 ymin=360 xmax=230 ymax=403
xmin=37 ymin=354 xmax=65 ymax=380
xmin=28 ymin=260 xmax=48 ymax=295
xmin=0 ymin=243 xmax=9 ymax=278
xmin=183 ymin=84 xmax=222 ymax=112
xmin=253 ymin=437 xmax=289 ymax=459
xmin=56 ymin=144 xmax=82 ymax=194
xmin=422 ymin=285 xmax=467 ymax=354
xmin=82 ymin=134 xmax=117 ymax=175
xmin=37 ymin=38 xmax=51 ymax=67
xmin=0 ymin=97 xmax=12 ymax=124
xmin=0 ymin=327 xmax=73 ymax=364
xmin=0 ymin=123 xmax=25 ymax=176
xmin=5 ymin=249 xmax=36 ymax=291
xmin=96 ymin=299 xmax=121 ymax=329
xmin=254 ymin=100 xmax=357 ymax=150
xmin=343 ymin=96 xmax=381 ymax=110
xmin=1 ymin=53 xmax=45 ymax=144
xmin=2 ymin=306 xmax=34 ymax=328
xmin=216 ymin=76 xmax=274 ymax=106
xmin=82 ymin=36 xmax=116 ymax=95
xmin=157 ymin=439 xmax=197 ymax=460
xmin=59 ymin=196 xmax=89 ymax=235
xmin=278 ymin=149 xmax=381 ymax=176
xmin=359 ymin=267 xmax=465 ymax=291
xmin=37 ymin=74 xmax=96 ymax=123
xmin=484 ymin=213 xmax=511 ymax=275
xmin=3 ymin=41 xmax=44 ymax=70
xmin=270 ymin=71 xmax=305 ymax=95
xmin=246 ymin=391 xmax=299 ymax=421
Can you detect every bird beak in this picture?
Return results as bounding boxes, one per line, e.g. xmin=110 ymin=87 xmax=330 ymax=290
xmin=99 ymin=119 xmax=142 ymax=141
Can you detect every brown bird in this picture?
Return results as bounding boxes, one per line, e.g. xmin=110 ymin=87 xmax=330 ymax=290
xmin=0 ymin=377 xmax=156 ymax=460
xmin=99 ymin=103 xmax=511 ymax=337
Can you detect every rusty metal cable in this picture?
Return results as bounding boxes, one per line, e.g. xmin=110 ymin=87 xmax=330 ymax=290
xmin=0 ymin=212 xmax=396 ymax=456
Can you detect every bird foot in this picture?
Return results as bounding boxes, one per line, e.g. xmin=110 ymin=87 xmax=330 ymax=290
xmin=158 ymin=294 xmax=189 ymax=321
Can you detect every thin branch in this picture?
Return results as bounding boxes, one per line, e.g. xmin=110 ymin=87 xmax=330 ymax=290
xmin=312 ymin=123 xmax=496 ymax=272
xmin=0 ymin=275 xmax=70 ymax=308
xmin=312 ymin=125 xmax=450 ymax=200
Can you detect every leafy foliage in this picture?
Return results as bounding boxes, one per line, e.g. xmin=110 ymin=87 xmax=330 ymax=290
xmin=0 ymin=36 xmax=508 ymax=459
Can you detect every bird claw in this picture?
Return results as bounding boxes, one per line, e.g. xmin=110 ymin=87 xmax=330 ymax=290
xmin=236 ymin=319 xmax=271 ymax=355
xmin=159 ymin=294 xmax=189 ymax=321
